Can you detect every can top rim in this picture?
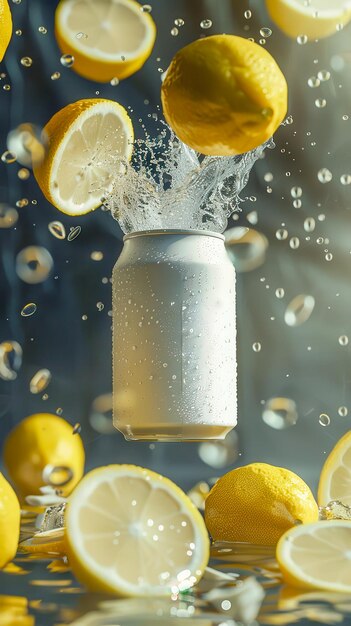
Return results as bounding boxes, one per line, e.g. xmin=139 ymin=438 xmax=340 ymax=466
xmin=123 ymin=229 xmax=225 ymax=241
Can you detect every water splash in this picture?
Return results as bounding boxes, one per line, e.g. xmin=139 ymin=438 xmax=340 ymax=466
xmin=104 ymin=125 xmax=273 ymax=234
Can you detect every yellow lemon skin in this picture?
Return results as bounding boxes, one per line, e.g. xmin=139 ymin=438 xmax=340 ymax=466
xmin=0 ymin=473 xmax=20 ymax=569
xmin=265 ymin=0 xmax=351 ymax=40
xmin=317 ymin=429 xmax=351 ymax=506
xmin=205 ymin=463 xmax=319 ymax=545
xmin=0 ymin=0 xmax=12 ymax=62
xmin=3 ymin=413 xmax=85 ymax=499
xmin=54 ymin=0 xmax=156 ymax=83
xmin=161 ymin=34 xmax=288 ymax=156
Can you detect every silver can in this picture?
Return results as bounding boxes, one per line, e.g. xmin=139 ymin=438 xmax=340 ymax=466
xmin=112 ymin=229 xmax=237 ymax=441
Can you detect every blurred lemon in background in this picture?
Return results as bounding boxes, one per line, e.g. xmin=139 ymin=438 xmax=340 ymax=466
xmin=276 ymin=520 xmax=351 ymax=592
xmin=266 ymin=0 xmax=351 ymax=40
xmin=161 ymin=34 xmax=287 ymax=156
xmin=3 ymin=413 xmax=85 ymax=498
xmin=0 ymin=473 xmax=20 ymax=568
xmin=0 ymin=0 xmax=12 ymax=62
xmin=65 ymin=465 xmax=210 ymax=596
xmin=55 ymin=0 xmax=156 ymax=83
xmin=33 ymin=98 xmax=134 ymax=215
xmin=318 ymin=430 xmax=351 ymax=506
xmin=205 ymin=463 xmax=319 ymax=544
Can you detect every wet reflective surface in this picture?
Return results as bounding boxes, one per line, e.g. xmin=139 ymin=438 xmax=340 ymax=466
xmin=1 ymin=541 xmax=351 ymax=625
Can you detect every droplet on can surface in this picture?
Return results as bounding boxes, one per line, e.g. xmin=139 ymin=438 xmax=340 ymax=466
xmin=21 ymin=302 xmax=37 ymax=317
xmin=317 ymin=69 xmax=330 ymax=82
xmin=276 ymin=228 xmax=288 ymax=240
xmin=30 ymin=368 xmax=52 ymax=394
xmin=319 ymin=413 xmax=330 ymax=427
xmin=60 ymin=54 xmax=74 ymax=67
xmin=16 ymin=246 xmax=53 ymax=284
xmin=0 ymin=340 xmax=22 ymax=381
xmin=289 ymin=236 xmax=300 ymax=249
xmin=0 ymin=204 xmax=18 ymax=228
xmin=308 ymin=76 xmax=320 ymax=88
xmin=340 ymin=174 xmax=351 ymax=185
xmin=338 ymin=335 xmax=349 ymax=346
xmin=284 ymin=294 xmax=315 ymax=327
xmin=262 ymin=397 xmax=298 ymax=429
xmin=338 ymin=406 xmax=348 ymax=417
xmin=48 ymin=220 xmax=66 ymax=240
xmin=198 ymin=430 xmax=239 ymax=469
xmin=67 ymin=226 xmax=81 ymax=241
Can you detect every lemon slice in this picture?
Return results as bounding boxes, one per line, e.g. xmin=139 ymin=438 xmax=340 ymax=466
xmin=265 ymin=0 xmax=351 ymax=40
xmin=276 ymin=520 xmax=351 ymax=592
xmin=65 ymin=465 xmax=210 ymax=596
xmin=318 ymin=430 xmax=351 ymax=506
xmin=33 ymin=99 xmax=133 ymax=216
xmin=55 ymin=0 xmax=156 ymax=83
xmin=0 ymin=0 xmax=12 ymax=62
xmin=19 ymin=529 xmax=66 ymax=555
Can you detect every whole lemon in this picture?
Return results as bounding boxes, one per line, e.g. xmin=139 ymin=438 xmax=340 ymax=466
xmin=161 ymin=34 xmax=288 ymax=156
xmin=3 ymin=413 xmax=85 ymax=499
xmin=0 ymin=0 xmax=12 ymax=62
xmin=0 ymin=472 xmax=20 ymax=569
xmin=205 ymin=463 xmax=319 ymax=545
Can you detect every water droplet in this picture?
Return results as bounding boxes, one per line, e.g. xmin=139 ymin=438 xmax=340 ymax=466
xmin=284 ymin=294 xmax=315 ymax=327
xmin=18 ymin=167 xmax=30 ymax=180
xmin=141 ymin=3 xmax=152 ymax=11
xmin=16 ymin=198 xmax=29 ymax=208
xmin=7 ymin=123 xmax=47 ymax=167
xmin=48 ymin=220 xmax=66 ymax=240
xmin=244 ymin=10 xmax=252 ymax=18
xmin=246 ymin=210 xmax=258 ymax=225
xmin=319 ymin=413 xmax=330 ymax=427
xmin=72 ymin=423 xmax=81 ymax=435
xmin=289 ymin=237 xmax=300 ymax=249
xmin=51 ymin=71 xmax=61 ymax=80
xmin=20 ymin=56 xmax=32 ymax=67
xmin=110 ymin=77 xmax=119 ymax=86
xmin=338 ymin=406 xmax=348 ymax=417
xmin=317 ymin=69 xmax=330 ymax=82
xmin=21 ymin=302 xmax=37 ymax=317
xmin=30 ymin=368 xmax=52 ymax=394
xmin=76 ymin=32 xmax=87 ymax=39
xmin=0 ymin=341 xmax=22 ymax=381
xmin=170 ymin=27 xmax=178 ymax=36
xmin=291 ymin=186 xmax=302 ymax=198
xmin=317 ymin=168 xmax=332 ymax=183
xmin=82 ymin=314 xmax=88 ymax=321
xmin=316 ymin=236 xmax=324 ymax=244
xmin=340 ymin=174 xmax=351 ymax=185
xmin=1 ymin=150 xmax=16 ymax=164
xmin=262 ymin=397 xmax=298 ymax=429
xmin=60 ymin=54 xmax=74 ymax=67
xmin=38 ymin=26 xmax=47 ymax=34
xmin=338 ymin=335 xmax=349 ymax=346
xmin=342 ymin=114 xmax=349 ymax=121
xmin=174 ymin=18 xmax=184 ymax=26
xmin=252 ymin=342 xmax=261 ymax=352
xmin=67 ymin=225 xmax=81 ymax=241
xmin=200 ymin=19 xmax=212 ymax=29
xmin=0 ymin=204 xmax=18 ymax=228
xmin=96 ymin=301 xmax=104 ymax=311
xmin=15 ymin=29 xmax=22 ymax=35
xmin=276 ymin=228 xmax=288 ymax=240
xmin=308 ymin=76 xmax=320 ymax=88
xmin=91 ymin=250 xmax=104 ymax=261
xmin=325 ymin=252 xmax=333 ymax=261
xmin=198 ymin=430 xmax=239 ymax=468
xmin=162 ymin=362 xmax=168 ymax=368
xmin=304 ymin=217 xmax=315 ymax=232
xmin=42 ymin=464 xmax=74 ymax=487
xmin=89 ymin=393 xmax=114 ymax=434
xmin=16 ymin=246 xmax=53 ymax=284
xmin=275 ymin=288 xmax=285 ymax=298
xmin=260 ymin=27 xmax=272 ymax=37
xmin=315 ymin=98 xmax=326 ymax=108
xmin=3 ymin=84 xmax=11 ymax=91
xmin=297 ymin=34 xmax=308 ymax=44
xmin=293 ymin=199 xmax=302 ymax=208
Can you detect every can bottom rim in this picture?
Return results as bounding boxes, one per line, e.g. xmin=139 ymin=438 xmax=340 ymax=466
xmin=123 ymin=229 xmax=225 ymax=242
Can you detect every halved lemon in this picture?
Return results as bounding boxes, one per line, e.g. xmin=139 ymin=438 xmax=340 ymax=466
xmin=265 ymin=0 xmax=351 ymax=40
xmin=318 ymin=430 xmax=351 ymax=506
xmin=65 ymin=465 xmax=210 ymax=596
xmin=0 ymin=0 xmax=12 ymax=62
xmin=55 ymin=0 xmax=156 ymax=83
xmin=276 ymin=520 xmax=351 ymax=592
xmin=33 ymin=98 xmax=133 ymax=216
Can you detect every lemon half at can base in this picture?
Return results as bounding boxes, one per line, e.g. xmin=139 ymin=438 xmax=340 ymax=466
xmin=65 ymin=465 xmax=210 ymax=596
xmin=33 ymin=98 xmax=134 ymax=216
xmin=161 ymin=34 xmax=288 ymax=156
xmin=276 ymin=520 xmax=351 ymax=592
xmin=55 ymin=0 xmax=156 ymax=83
xmin=265 ymin=0 xmax=351 ymax=40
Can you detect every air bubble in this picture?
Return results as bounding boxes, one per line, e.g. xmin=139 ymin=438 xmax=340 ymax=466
xmin=338 ymin=335 xmax=348 ymax=346
xmin=293 ymin=199 xmax=302 ymax=208
xmin=297 ymin=34 xmax=308 ymax=44
xmin=60 ymin=54 xmax=74 ymax=67
xmin=284 ymin=294 xmax=315 ymax=327
xmin=200 ymin=19 xmax=212 ymax=29
xmin=260 ymin=27 xmax=272 ymax=37
xmin=1 ymin=150 xmax=16 ymax=164
xmin=38 ymin=26 xmax=47 ymax=34
xmin=141 ymin=4 xmax=152 ymax=11
xmin=30 ymin=369 xmax=51 ymax=394
xmin=289 ymin=237 xmax=300 ymax=249
xmin=319 ymin=413 xmax=330 ymax=427
xmin=276 ymin=228 xmax=288 ymax=240
xmin=18 ymin=167 xmax=30 ymax=180
xmin=21 ymin=302 xmax=37 ymax=317
xmin=7 ymin=123 xmax=47 ymax=167
xmin=325 ymin=252 xmax=333 ymax=261
xmin=308 ymin=76 xmax=320 ymax=88
xmin=51 ymin=72 xmax=61 ymax=80
xmin=252 ymin=342 xmax=261 ymax=352
xmin=304 ymin=217 xmax=315 ymax=232
xmin=16 ymin=246 xmax=53 ymax=284
xmin=317 ymin=69 xmax=330 ymax=81
xmin=340 ymin=174 xmax=351 ymax=185
xmin=315 ymin=98 xmax=326 ymax=108
xmin=174 ymin=18 xmax=184 ymax=26
xmin=20 ymin=57 xmax=32 ymax=67
xmin=76 ymin=32 xmax=87 ymax=39
xmin=170 ymin=27 xmax=178 ymax=36
xmin=244 ymin=10 xmax=252 ymax=18
xmin=91 ymin=250 xmax=104 ymax=261
xmin=275 ymin=288 xmax=285 ymax=298
xmin=110 ymin=77 xmax=119 ymax=86
xmin=291 ymin=186 xmax=302 ymax=198
xmin=262 ymin=397 xmax=298 ymax=429
xmin=67 ymin=226 xmax=81 ymax=241
xmin=317 ymin=168 xmax=332 ymax=183
xmin=48 ymin=221 xmax=66 ymax=239
xmin=0 ymin=204 xmax=18 ymax=228
xmin=0 ymin=341 xmax=22 ymax=381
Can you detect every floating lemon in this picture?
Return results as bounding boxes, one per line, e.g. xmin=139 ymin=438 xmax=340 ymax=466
xmin=266 ymin=0 xmax=351 ymax=40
